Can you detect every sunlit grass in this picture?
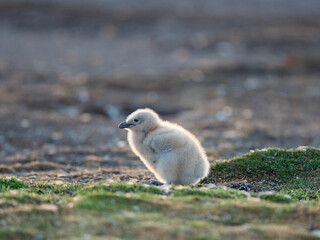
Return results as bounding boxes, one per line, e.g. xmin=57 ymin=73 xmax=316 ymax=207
xmin=205 ymin=147 xmax=320 ymax=200
xmin=0 ymin=147 xmax=320 ymax=239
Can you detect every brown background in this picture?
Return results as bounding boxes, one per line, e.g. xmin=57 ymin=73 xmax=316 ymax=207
xmin=0 ymin=0 xmax=319 ymax=183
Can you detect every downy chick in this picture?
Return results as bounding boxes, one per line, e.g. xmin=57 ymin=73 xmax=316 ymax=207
xmin=118 ymin=108 xmax=209 ymax=185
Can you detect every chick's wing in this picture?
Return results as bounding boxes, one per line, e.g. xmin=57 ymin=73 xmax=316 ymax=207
xmin=151 ymin=130 xmax=187 ymax=153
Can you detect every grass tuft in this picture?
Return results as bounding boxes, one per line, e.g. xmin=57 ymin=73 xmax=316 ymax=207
xmin=258 ymin=192 xmax=293 ymax=203
xmin=209 ymin=147 xmax=320 ymax=180
xmin=33 ymin=182 xmax=84 ymax=194
xmin=172 ymin=187 xmax=248 ymax=199
xmin=76 ymin=192 xmax=160 ymax=212
xmin=77 ymin=182 xmax=163 ymax=195
xmin=0 ymin=178 xmax=27 ymax=191
xmin=0 ymin=228 xmax=34 ymax=240
xmin=205 ymin=147 xmax=320 ymax=200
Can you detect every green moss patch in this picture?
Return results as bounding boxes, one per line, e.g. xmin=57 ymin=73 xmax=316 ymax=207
xmin=258 ymin=192 xmax=293 ymax=203
xmin=0 ymin=178 xmax=27 ymax=190
xmin=0 ymin=228 xmax=34 ymax=240
xmin=33 ymin=182 xmax=84 ymax=194
xmin=76 ymin=192 xmax=161 ymax=212
xmin=205 ymin=147 xmax=320 ymax=200
xmin=172 ymin=187 xmax=248 ymax=199
xmin=77 ymin=181 xmax=163 ymax=195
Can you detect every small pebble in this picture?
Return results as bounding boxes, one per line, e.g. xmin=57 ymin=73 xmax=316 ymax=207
xmin=312 ymin=229 xmax=320 ymax=237
xmin=145 ymin=179 xmax=163 ymax=186
xmin=132 ymin=205 xmax=140 ymax=211
xmin=207 ymin=183 xmax=217 ymax=189
xmin=32 ymin=234 xmax=46 ymax=240
xmin=270 ymin=182 xmax=276 ymax=187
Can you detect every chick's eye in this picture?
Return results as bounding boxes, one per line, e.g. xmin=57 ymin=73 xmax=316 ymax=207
xmin=134 ymin=118 xmax=139 ymax=122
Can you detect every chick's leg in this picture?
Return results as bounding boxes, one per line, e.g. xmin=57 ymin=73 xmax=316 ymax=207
xmin=155 ymin=153 xmax=178 ymax=185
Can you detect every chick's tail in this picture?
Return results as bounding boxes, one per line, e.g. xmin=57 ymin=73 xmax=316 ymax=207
xmin=195 ymin=160 xmax=210 ymax=179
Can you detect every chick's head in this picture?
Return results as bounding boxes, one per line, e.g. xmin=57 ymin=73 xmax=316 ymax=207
xmin=118 ymin=108 xmax=161 ymax=132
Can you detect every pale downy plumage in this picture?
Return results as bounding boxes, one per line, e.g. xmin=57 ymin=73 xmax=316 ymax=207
xmin=118 ymin=108 xmax=210 ymax=185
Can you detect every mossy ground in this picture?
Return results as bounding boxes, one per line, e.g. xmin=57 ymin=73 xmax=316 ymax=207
xmin=1 ymin=147 xmax=320 ymax=240
xmin=205 ymin=147 xmax=320 ymax=201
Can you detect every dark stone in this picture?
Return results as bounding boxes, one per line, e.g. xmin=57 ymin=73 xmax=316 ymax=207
xmin=270 ymin=182 xmax=276 ymax=187
xmin=145 ymin=179 xmax=163 ymax=186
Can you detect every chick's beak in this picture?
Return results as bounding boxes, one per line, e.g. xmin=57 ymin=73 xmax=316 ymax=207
xmin=118 ymin=121 xmax=133 ymax=129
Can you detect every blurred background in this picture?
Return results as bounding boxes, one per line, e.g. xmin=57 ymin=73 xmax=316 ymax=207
xmin=0 ymin=0 xmax=319 ymax=182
